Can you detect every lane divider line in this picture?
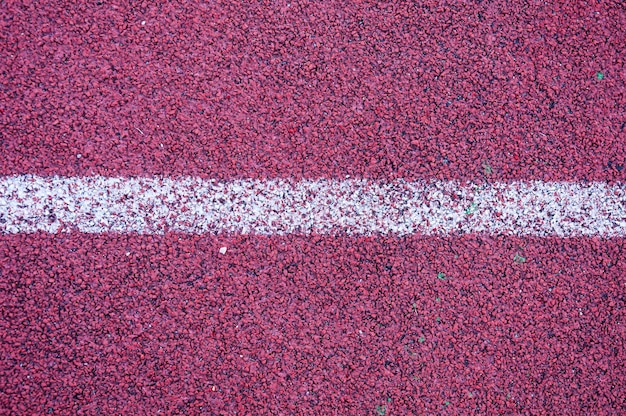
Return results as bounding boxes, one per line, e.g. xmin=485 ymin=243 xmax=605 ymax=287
xmin=1 ymin=175 xmax=624 ymax=236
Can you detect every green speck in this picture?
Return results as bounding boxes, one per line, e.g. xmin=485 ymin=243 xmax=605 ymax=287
xmin=435 ymin=297 xmax=441 ymax=302
xmin=411 ymin=303 xmax=419 ymax=316
xmin=596 ymin=72 xmax=604 ymax=80
xmin=444 ymin=401 xmax=450 ymax=406
xmin=468 ymin=392 xmax=474 ymax=398
xmin=436 ymin=317 xmax=441 ymax=323
xmin=387 ymin=397 xmax=392 ymax=403
xmin=514 ymin=253 xmax=526 ymax=264
xmin=483 ymin=164 xmax=493 ymax=175
xmin=376 ymin=404 xmax=387 ymax=415
xmin=418 ymin=336 xmax=426 ymax=343
xmin=465 ymin=203 xmax=477 ymax=215
xmin=437 ymin=272 xmax=446 ymax=280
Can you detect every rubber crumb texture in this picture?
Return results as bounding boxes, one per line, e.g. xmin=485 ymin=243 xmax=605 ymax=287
xmin=1 ymin=233 xmax=624 ymax=415
xmin=1 ymin=0 xmax=625 ymax=183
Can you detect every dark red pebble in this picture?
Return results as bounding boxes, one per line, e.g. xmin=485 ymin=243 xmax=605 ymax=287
xmin=0 ymin=1 xmax=624 ymax=183
xmin=1 ymin=233 xmax=625 ymax=414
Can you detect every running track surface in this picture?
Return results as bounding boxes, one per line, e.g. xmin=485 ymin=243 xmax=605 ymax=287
xmin=1 ymin=1 xmax=625 ymax=414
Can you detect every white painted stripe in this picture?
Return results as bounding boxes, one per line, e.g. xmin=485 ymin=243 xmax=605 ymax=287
xmin=0 ymin=175 xmax=625 ymax=237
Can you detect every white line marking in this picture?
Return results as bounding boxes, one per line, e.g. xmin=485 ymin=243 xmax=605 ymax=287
xmin=0 ymin=175 xmax=624 ymax=236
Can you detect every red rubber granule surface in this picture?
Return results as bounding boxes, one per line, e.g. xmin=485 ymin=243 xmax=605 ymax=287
xmin=1 ymin=234 xmax=625 ymax=414
xmin=1 ymin=0 xmax=626 ymax=414
xmin=1 ymin=1 xmax=625 ymax=182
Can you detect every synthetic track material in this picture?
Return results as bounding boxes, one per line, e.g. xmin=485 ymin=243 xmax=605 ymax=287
xmin=1 ymin=0 xmax=625 ymax=414
xmin=1 ymin=233 xmax=625 ymax=414
xmin=1 ymin=1 xmax=625 ymax=183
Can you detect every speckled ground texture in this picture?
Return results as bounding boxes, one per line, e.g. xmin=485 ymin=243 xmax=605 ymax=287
xmin=1 ymin=0 xmax=625 ymax=414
